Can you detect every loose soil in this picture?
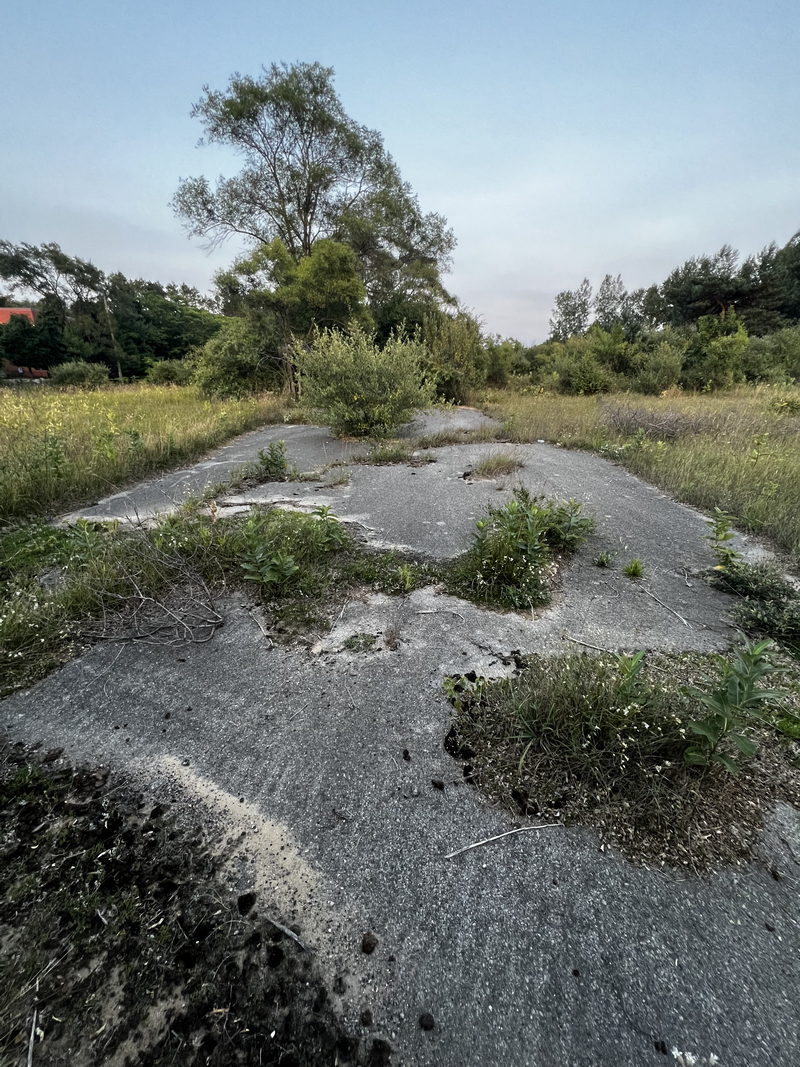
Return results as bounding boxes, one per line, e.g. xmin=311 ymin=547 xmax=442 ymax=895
xmin=0 ymin=743 xmax=387 ymax=1067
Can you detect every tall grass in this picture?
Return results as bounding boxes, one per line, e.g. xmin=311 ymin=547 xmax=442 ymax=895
xmin=485 ymin=385 xmax=800 ymax=563
xmin=0 ymin=385 xmax=291 ymax=521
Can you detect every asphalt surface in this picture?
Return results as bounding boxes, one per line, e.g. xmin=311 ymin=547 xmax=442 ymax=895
xmin=5 ymin=409 xmax=799 ymax=1066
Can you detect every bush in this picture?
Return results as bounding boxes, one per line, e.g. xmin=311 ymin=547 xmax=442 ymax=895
xmin=50 ymin=361 xmax=108 ymax=388
xmin=447 ymin=488 xmax=594 ymax=609
xmin=420 ymin=309 xmax=487 ymax=402
xmin=192 ymin=318 xmax=276 ymax=398
xmin=550 ymin=337 xmax=614 ymax=395
xmin=145 ymin=359 xmax=192 ymax=386
xmin=631 ymin=341 xmax=684 ymax=394
xmin=294 ymin=325 xmax=434 ymax=437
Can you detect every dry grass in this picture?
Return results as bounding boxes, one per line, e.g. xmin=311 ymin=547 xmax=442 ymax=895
xmin=485 ymin=385 xmax=800 ymax=563
xmin=471 ymin=450 xmax=523 ymax=478
xmin=0 ymin=385 xmax=293 ymax=521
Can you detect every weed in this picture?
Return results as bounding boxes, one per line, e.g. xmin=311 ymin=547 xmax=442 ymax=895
xmin=705 ymin=514 xmax=800 ymax=650
xmin=343 ymin=632 xmax=377 ymax=653
xmin=683 ymin=637 xmax=786 ymax=774
xmin=592 ymin=550 xmax=616 ymax=568
xmin=623 ymin=558 xmax=645 ymax=579
xmin=255 ymin=440 xmax=291 ymax=481
xmin=471 ymin=451 xmax=523 ymax=479
xmin=443 ymin=639 xmax=800 ymax=867
xmin=447 ymin=489 xmax=594 ymax=610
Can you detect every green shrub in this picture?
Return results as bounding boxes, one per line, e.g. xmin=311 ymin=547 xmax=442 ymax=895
xmin=50 ymin=361 xmax=108 ymax=388
xmin=631 ymin=341 xmax=684 ymax=394
xmin=552 ymin=339 xmax=614 ymax=395
xmin=294 ymin=325 xmax=434 ymax=437
xmin=447 ymin=488 xmax=594 ymax=609
xmin=420 ymin=309 xmax=487 ymax=402
xmin=192 ymin=318 xmax=276 ymax=398
xmin=145 ymin=359 xmax=193 ymax=385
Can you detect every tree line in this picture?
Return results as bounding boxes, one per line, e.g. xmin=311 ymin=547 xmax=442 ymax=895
xmin=2 ymin=60 xmax=798 ymax=397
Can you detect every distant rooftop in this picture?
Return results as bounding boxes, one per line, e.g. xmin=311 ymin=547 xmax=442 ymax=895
xmin=0 ymin=308 xmax=35 ymax=325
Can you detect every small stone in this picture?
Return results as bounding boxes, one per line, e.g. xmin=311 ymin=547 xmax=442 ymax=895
xmin=402 ymin=749 xmax=411 ymax=762
xmin=237 ymin=891 xmax=256 ymax=916
xmin=181 ymin=759 xmax=190 ymax=766
xmin=361 ymin=931 xmax=379 ymax=954
xmin=431 ymin=779 xmax=445 ymax=791
xmin=419 ymin=1012 xmax=435 ymax=1031
xmin=360 ymin=1008 xmax=373 ymax=1027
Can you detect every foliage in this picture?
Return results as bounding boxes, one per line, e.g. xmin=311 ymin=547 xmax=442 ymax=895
xmin=50 ymin=361 xmax=108 ymax=388
xmin=0 ymin=241 xmax=221 ymax=376
xmin=420 ymin=308 xmax=487 ymax=402
xmin=447 ymin=488 xmax=594 ymax=610
xmin=443 ymin=639 xmax=799 ymax=865
xmin=294 ymin=324 xmax=433 ymax=436
xmin=191 ymin=317 xmax=275 ymax=397
xmin=255 ymin=440 xmax=290 ymax=481
xmin=173 ymin=62 xmax=454 ymax=327
xmin=683 ymin=638 xmax=786 ymax=774
xmin=144 ymin=359 xmax=193 ymax=385
xmin=549 ymin=278 xmax=592 ymax=340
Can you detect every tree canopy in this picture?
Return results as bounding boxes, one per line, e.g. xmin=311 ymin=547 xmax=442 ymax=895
xmin=173 ymin=62 xmax=455 ymax=329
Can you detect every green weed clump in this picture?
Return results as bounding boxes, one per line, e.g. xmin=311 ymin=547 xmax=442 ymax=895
xmin=446 ymin=488 xmax=593 ymax=610
xmin=444 ymin=639 xmax=796 ymax=866
xmin=706 ymin=508 xmax=800 ymax=651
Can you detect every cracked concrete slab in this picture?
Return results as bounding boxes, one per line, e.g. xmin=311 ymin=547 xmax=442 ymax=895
xmin=59 ymin=423 xmax=369 ymax=524
xmin=8 ymin=415 xmax=799 ymax=1065
xmin=222 ymin=441 xmax=755 ymax=654
xmin=59 ymin=408 xmax=498 ymax=525
xmin=3 ymin=599 xmax=798 ymax=1066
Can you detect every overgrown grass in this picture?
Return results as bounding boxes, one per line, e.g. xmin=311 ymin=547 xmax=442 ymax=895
xmin=485 ymin=384 xmax=800 ymax=562
xmin=0 ymin=508 xmax=440 ymax=696
xmin=0 ymin=384 xmax=294 ymax=521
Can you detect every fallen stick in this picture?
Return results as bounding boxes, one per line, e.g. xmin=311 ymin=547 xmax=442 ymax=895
xmin=445 ymin=824 xmax=559 ymax=860
xmin=266 ymin=917 xmax=309 ymax=952
xmin=562 ymin=633 xmax=668 ymax=673
xmin=643 ymin=587 xmax=689 ymax=627
xmin=415 ymin=609 xmax=466 ymax=621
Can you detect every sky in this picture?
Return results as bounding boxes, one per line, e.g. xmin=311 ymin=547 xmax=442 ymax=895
xmin=2 ymin=0 xmax=798 ymax=342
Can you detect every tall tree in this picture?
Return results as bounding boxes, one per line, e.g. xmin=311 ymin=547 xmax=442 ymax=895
xmin=592 ymin=274 xmax=627 ymax=331
xmin=549 ymin=278 xmax=592 ymax=340
xmin=173 ymin=62 xmax=455 ymax=323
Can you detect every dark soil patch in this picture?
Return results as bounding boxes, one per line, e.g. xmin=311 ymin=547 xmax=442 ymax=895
xmin=0 ymin=742 xmax=379 ymax=1066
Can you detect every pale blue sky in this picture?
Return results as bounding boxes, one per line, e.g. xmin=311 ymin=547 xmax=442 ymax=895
xmin=2 ymin=0 xmax=798 ymax=340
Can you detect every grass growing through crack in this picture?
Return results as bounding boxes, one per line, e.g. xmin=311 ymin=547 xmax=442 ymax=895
xmin=445 ymin=644 xmax=800 ymax=868
xmin=471 ymin=450 xmax=523 ymax=479
xmin=0 ymin=385 xmax=296 ymax=522
xmin=484 ymin=384 xmax=800 ymax=562
xmin=445 ymin=488 xmax=594 ymax=610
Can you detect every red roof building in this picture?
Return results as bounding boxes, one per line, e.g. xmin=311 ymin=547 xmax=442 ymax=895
xmin=0 ymin=308 xmax=36 ymax=325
